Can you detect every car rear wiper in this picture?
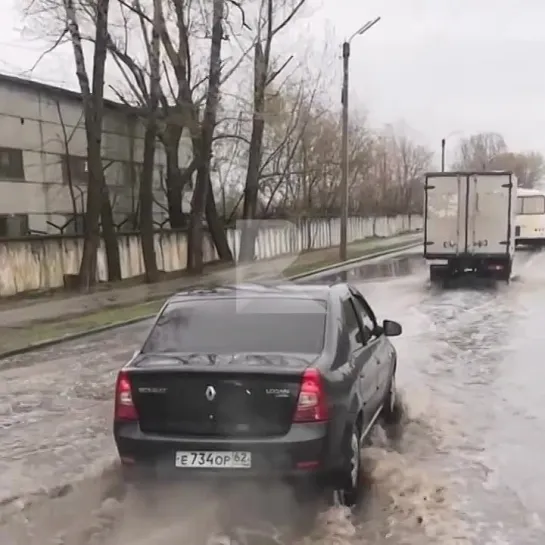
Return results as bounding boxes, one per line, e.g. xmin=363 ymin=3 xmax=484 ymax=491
xmin=143 ymin=352 xmax=201 ymax=365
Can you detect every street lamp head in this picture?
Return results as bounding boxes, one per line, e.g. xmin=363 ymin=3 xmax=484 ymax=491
xmin=358 ymin=17 xmax=381 ymax=35
xmin=348 ymin=17 xmax=381 ymax=43
xmin=356 ymin=25 xmax=369 ymax=35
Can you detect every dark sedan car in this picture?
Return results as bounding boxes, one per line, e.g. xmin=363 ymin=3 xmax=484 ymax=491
xmin=113 ymin=283 xmax=402 ymax=506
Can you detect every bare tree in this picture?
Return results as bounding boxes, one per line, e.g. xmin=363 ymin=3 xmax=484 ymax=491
xmin=453 ymin=132 xmax=545 ymax=188
xmin=61 ymin=0 xmax=122 ymax=288
xmin=492 ymin=151 xmax=545 ymax=188
xmin=108 ymin=0 xmax=237 ymax=269
xmin=211 ymin=114 xmax=246 ymax=220
xmin=137 ymin=0 xmax=161 ymax=282
xmin=154 ymin=0 xmax=234 ymax=263
xmin=106 ymin=0 xmax=162 ymax=281
xmin=258 ymin=84 xmax=311 ymax=215
xmin=154 ymin=0 xmax=196 ymax=229
xmin=238 ymin=0 xmax=307 ymax=261
xmin=187 ymin=0 xmax=226 ymax=272
xmin=369 ymin=126 xmax=431 ymax=215
xmin=218 ymin=81 xmax=430 ymax=222
xmin=453 ymin=132 xmax=508 ymax=170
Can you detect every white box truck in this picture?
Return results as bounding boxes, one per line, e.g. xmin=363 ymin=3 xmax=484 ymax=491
xmin=423 ymin=171 xmax=517 ymax=282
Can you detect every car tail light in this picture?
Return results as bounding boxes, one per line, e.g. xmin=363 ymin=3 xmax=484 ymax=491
xmin=293 ymin=368 xmax=328 ymax=422
xmin=114 ymin=370 xmax=138 ymax=421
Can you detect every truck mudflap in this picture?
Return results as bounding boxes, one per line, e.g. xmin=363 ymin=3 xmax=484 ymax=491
xmin=429 ymin=264 xmax=449 ymax=283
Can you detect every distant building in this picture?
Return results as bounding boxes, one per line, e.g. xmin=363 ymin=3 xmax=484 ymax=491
xmin=0 ymin=73 xmax=192 ymax=237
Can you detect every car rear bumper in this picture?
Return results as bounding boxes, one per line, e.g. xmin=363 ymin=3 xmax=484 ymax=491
xmin=114 ymin=421 xmax=336 ymax=484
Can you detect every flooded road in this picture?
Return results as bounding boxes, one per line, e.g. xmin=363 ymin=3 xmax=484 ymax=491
xmin=2 ymin=248 xmax=545 ymax=544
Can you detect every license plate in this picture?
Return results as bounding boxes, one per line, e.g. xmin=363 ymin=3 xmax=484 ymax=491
xmin=175 ymin=451 xmax=251 ymax=469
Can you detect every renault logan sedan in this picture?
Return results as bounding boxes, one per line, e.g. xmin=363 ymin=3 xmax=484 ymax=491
xmin=113 ymin=283 xmax=402 ymax=506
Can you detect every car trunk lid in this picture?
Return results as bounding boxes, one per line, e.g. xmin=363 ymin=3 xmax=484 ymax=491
xmin=128 ymin=353 xmax=315 ymax=438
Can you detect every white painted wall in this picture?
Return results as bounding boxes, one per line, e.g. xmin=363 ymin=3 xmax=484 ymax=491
xmin=0 ymin=215 xmax=422 ymax=296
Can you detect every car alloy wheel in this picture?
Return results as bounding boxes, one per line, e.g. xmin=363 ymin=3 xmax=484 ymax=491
xmin=333 ymin=427 xmax=361 ymax=507
xmin=389 ymin=375 xmax=396 ymax=413
xmin=382 ymin=373 xmax=402 ymax=428
xmin=349 ymin=430 xmax=360 ymax=489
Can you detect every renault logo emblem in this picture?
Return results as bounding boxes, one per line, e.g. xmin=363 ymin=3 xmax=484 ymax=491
xmin=205 ymin=385 xmax=216 ymax=401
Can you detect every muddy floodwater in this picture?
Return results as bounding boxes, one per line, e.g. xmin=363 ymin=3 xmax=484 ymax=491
xmin=2 ymin=248 xmax=545 ymax=545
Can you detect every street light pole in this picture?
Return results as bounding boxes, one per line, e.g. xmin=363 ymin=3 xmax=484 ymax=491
xmin=339 ymin=17 xmax=381 ymax=263
xmin=340 ymin=42 xmax=350 ymax=262
xmin=440 ymin=131 xmax=463 ymax=172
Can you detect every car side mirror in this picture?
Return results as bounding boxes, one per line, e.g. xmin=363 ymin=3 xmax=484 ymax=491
xmin=383 ymin=319 xmax=402 ymax=337
xmin=355 ymin=330 xmax=364 ymax=344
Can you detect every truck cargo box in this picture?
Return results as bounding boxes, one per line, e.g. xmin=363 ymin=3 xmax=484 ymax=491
xmin=424 ymin=171 xmax=516 ymax=282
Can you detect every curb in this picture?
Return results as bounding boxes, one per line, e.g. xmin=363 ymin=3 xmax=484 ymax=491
xmin=287 ymin=239 xmax=421 ymax=280
xmin=0 ymin=238 xmax=421 ymax=362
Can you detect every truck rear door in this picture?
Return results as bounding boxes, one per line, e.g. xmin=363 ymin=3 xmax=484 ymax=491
xmin=467 ymin=173 xmax=513 ymax=255
xmin=424 ymin=174 xmax=466 ymax=256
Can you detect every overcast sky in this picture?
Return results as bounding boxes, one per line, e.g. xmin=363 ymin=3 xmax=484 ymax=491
xmin=2 ymin=0 xmax=545 ymax=166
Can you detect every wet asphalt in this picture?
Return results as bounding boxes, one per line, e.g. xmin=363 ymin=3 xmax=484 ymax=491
xmin=2 ymin=248 xmax=545 ymax=544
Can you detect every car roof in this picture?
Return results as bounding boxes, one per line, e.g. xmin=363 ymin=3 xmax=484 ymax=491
xmin=167 ymin=282 xmax=348 ymax=303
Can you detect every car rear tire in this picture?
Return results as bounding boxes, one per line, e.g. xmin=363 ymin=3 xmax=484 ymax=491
xmin=333 ymin=425 xmax=362 ymax=507
xmin=382 ymin=373 xmax=403 ymax=426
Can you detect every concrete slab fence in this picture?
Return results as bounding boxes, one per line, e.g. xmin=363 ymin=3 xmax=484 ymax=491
xmin=0 ymin=215 xmax=422 ymax=297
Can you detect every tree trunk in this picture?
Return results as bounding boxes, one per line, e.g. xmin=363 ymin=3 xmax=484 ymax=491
xmin=188 ymin=157 xmax=208 ymax=272
xmin=139 ymin=123 xmax=159 ymax=282
xmin=64 ymin=0 xmax=120 ymax=288
xmin=239 ymin=40 xmax=267 ymax=262
xmin=187 ymin=0 xmax=225 ymax=273
xmin=205 ymin=174 xmax=233 ymax=262
xmin=239 ymin=114 xmax=266 ymax=261
xmin=138 ymin=0 xmax=162 ymax=283
xmin=162 ymin=123 xmax=187 ymax=229
xmin=165 ymin=145 xmax=185 ymax=228
xmin=78 ymin=173 xmax=101 ymax=288
xmin=100 ymin=187 xmax=121 ymax=280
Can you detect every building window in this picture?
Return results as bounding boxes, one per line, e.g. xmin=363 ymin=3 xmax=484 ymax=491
xmin=63 ymin=155 xmax=88 ymax=185
xmin=0 ymin=148 xmax=25 ymax=180
xmin=0 ymin=214 xmax=29 ymax=237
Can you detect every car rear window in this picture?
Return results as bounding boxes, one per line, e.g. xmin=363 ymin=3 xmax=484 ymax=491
xmin=141 ymin=296 xmax=327 ymax=355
